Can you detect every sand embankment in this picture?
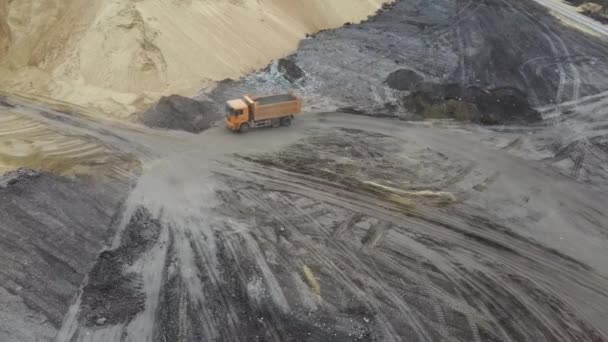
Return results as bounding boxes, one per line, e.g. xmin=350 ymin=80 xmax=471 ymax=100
xmin=0 ymin=0 xmax=389 ymax=119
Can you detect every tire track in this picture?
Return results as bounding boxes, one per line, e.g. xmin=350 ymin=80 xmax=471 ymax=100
xmin=221 ymin=158 xmax=608 ymax=341
xmin=237 ymin=188 xmax=405 ymax=341
xmin=504 ymin=0 xmax=582 ymax=107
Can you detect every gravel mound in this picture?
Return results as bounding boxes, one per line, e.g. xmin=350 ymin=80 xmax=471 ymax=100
xmin=142 ymin=95 xmax=217 ymax=133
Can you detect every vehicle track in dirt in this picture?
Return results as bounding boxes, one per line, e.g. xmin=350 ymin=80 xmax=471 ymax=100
xmin=212 ymin=120 xmax=608 ymax=342
xmin=49 ymin=113 xmax=608 ymax=342
xmin=1 ymin=87 xmax=607 ymax=342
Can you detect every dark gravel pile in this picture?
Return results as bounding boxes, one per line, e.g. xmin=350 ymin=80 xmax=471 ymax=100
xmin=142 ymin=95 xmax=217 ymax=133
xmin=79 ymin=207 xmax=161 ymax=326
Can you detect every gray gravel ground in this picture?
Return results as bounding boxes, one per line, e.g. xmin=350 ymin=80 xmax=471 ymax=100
xmin=0 ymin=169 xmax=129 ymax=341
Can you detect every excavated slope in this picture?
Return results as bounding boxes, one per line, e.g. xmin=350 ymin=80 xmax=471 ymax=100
xmin=0 ymin=0 xmax=389 ymax=118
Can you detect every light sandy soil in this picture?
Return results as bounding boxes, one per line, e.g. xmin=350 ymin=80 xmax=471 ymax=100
xmin=0 ymin=0 xmax=389 ymax=118
xmin=0 ymin=107 xmax=137 ymax=176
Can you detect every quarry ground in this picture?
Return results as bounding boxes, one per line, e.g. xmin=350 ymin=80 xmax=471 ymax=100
xmin=2 ymin=0 xmax=608 ymax=341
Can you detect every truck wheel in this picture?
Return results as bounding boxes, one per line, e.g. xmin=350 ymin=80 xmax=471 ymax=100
xmin=271 ymin=119 xmax=280 ymax=128
xmin=239 ymin=123 xmax=250 ymax=133
xmin=281 ymin=117 xmax=292 ymax=126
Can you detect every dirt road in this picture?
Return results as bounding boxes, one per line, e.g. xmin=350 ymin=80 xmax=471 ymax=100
xmin=1 ymin=91 xmax=607 ymax=342
xmin=12 ymin=106 xmax=597 ymax=341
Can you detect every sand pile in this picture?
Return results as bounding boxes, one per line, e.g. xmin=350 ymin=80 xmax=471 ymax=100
xmin=0 ymin=0 xmax=389 ymax=119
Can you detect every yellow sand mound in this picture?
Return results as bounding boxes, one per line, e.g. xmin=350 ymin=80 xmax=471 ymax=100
xmin=0 ymin=0 xmax=389 ymax=119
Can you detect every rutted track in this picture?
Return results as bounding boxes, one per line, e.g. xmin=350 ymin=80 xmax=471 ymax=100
xmin=54 ymin=114 xmax=608 ymax=342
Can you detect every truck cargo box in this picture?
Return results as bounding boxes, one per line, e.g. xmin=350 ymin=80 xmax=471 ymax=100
xmin=245 ymin=94 xmax=302 ymax=121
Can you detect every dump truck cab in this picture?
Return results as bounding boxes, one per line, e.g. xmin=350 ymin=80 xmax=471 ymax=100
xmin=225 ymin=98 xmax=250 ymax=131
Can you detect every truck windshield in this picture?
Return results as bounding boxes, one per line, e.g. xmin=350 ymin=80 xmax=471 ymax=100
xmin=226 ymin=106 xmax=244 ymax=116
xmin=225 ymin=105 xmax=236 ymax=116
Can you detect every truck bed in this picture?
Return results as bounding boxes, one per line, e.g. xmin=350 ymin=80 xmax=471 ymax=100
xmin=254 ymin=94 xmax=298 ymax=106
xmin=246 ymin=93 xmax=302 ymax=121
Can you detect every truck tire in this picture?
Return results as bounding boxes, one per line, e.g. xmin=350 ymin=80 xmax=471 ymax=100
xmin=271 ymin=119 xmax=281 ymax=128
xmin=239 ymin=123 xmax=250 ymax=133
xmin=281 ymin=117 xmax=292 ymax=126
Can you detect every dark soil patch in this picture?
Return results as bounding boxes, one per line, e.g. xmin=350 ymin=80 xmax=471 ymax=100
xmin=142 ymin=95 xmax=216 ymax=133
xmin=277 ymin=58 xmax=304 ymax=83
xmin=79 ymin=207 xmax=161 ymax=326
xmin=79 ymin=251 xmax=145 ymax=326
xmin=0 ymin=95 xmax=15 ymax=108
xmin=384 ymin=69 xmax=424 ymax=91
xmin=2 ymin=168 xmax=41 ymax=187
xmin=402 ymin=84 xmax=542 ymax=125
xmin=336 ymin=105 xmax=401 ymax=119
xmin=337 ymin=106 xmax=367 ymax=115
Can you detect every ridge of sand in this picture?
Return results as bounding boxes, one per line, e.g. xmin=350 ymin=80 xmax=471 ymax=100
xmin=0 ymin=0 xmax=390 ymax=119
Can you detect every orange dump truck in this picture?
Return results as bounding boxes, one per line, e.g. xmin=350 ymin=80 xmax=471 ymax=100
xmin=225 ymin=94 xmax=302 ymax=132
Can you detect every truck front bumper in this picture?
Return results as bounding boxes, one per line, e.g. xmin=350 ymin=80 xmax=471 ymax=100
xmin=226 ymin=119 xmax=237 ymax=131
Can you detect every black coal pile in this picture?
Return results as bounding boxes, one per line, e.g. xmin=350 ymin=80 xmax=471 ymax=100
xmin=142 ymin=95 xmax=217 ymax=133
